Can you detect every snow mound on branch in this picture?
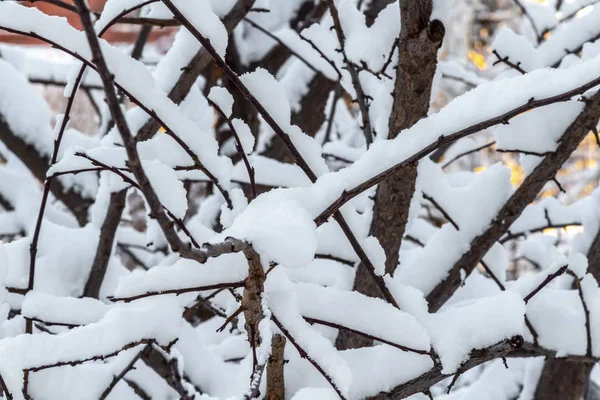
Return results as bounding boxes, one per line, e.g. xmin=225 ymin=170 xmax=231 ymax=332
xmin=424 ymin=292 xmax=525 ymax=373
xmin=167 ymin=0 xmax=229 ymax=58
xmin=0 ymin=297 xmax=183 ymax=398
xmin=337 ymin=0 xmax=400 ymax=71
xmin=267 ymin=271 xmax=353 ymax=397
xmin=142 ymin=160 xmax=188 ymax=220
xmin=113 ymin=255 xmax=248 ymax=300
xmin=218 ymin=190 xmax=317 ymax=268
xmin=208 ymin=86 xmax=234 ymax=118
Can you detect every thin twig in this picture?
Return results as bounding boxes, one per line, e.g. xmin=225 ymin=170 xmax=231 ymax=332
xmin=109 ymin=281 xmax=246 ymax=303
xmin=324 ymin=0 xmax=374 ymax=146
xmin=99 ymin=344 xmax=151 ymax=400
xmin=272 ymin=316 xmax=347 ymax=400
xmin=492 ymin=50 xmax=527 ymax=74
xmin=26 ymin=65 xmax=86 ymax=334
xmin=511 ymin=0 xmax=543 ymax=43
xmin=441 ymin=141 xmax=495 ymax=168
xmin=422 ymin=193 xmax=459 ymax=230
xmin=209 ymin=99 xmax=257 ymax=199
xmin=523 ymin=265 xmax=568 ymax=303
xmin=244 ymin=18 xmax=320 ymax=74
xmin=566 ymin=270 xmax=592 ymax=356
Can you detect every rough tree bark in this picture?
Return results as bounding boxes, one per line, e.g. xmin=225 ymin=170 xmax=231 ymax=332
xmin=266 ymin=334 xmax=286 ymax=399
xmin=336 ymin=0 xmax=444 ymax=350
xmin=534 ymin=228 xmax=600 ymax=400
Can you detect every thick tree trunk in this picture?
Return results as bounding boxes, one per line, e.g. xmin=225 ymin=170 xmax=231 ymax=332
xmin=535 ymin=359 xmax=593 ymax=400
xmin=534 ymin=229 xmax=600 ymax=399
xmin=266 ymin=334 xmax=286 ymax=400
xmin=336 ymin=0 xmax=444 ymax=350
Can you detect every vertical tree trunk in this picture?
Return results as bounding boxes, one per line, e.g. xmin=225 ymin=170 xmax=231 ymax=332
xmin=336 ymin=0 xmax=444 ymax=350
xmin=266 ymin=334 xmax=286 ymax=400
xmin=534 ymin=230 xmax=600 ymax=399
xmin=535 ymin=360 xmax=593 ymax=400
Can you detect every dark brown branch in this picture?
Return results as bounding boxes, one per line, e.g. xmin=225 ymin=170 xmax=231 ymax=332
xmin=76 ymin=152 xmax=201 ymax=249
xmin=324 ymin=0 xmax=374 ymax=146
xmin=0 ymin=372 xmax=12 ymax=400
xmin=99 ymin=344 xmax=151 ymax=400
xmin=25 ymin=317 xmax=79 ymax=328
xmin=272 ymin=316 xmax=347 ymax=400
xmin=216 ymin=306 xmax=243 ymax=333
xmin=314 ymin=254 xmax=355 ymax=266
xmin=305 ymin=317 xmax=432 ymax=357
xmin=160 ymin=0 xmax=318 ymax=183
xmin=241 ymin=246 xmax=266 ymax=379
xmin=552 ymin=31 xmax=600 ymax=68
xmin=480 ymin=260 xmax=505 ymax=290
xmin=140 ymin=346 xmax=198 ymax=399
xmin=566 ymin=270 xmax=592 ymax=356
xmin=84 ymin=191 xmax=127 ymax=298
xmin=492 ymin=50 xmax=527 ymax=74
xmin=167 ymin=358 xmax=196 ymax=399
xmin=512 ymin=342 xmax=598 ymax=362
xmin=523 ymin=265 xmax=568 ymax=303
xmin=28 ymin=78 xmax=103 ymax=91
xmin=367 ymin=336 xmax=524 ymax=399
xmin=243 ymin=18 xmax=320 ymax=74
xmin=441 ymin=74 xmax=478 ymax=89
xmin=480 ymin=260 xmax=539 ymax=345
xmin=315 ymin=85 xmax=600 ymax=258
xmin=26 ymin=339 xmax=157 ymax=372
xmin=124 ymin=379 xmax=151 ymax=400
xmin=209 ymin=99 xmax=257 ymax=199
xmin=511 ymin=0 xmax=543 ymax=43
xmin=441 ymin=141 xmax=495 ymax=168
xmin=500 ymin=221 xmax=581 ymax=243
xmin=422 ymin=193 xmax=459 ymax=230
xmin=183 ymin=295 xmax=227 ymax=325
xmin=425 ymin=91 xmax=600 ymax=312
xmin=558 ymin=0 xmax=600 ymax=25
xmin=25 ymin=65 xmax=86 ymax=334
xmin=109 ymin=281 xmax=245 ymax=303
xmin=266 ymin=334 xmax=286 ymax=400
xmin=337 ymin=4 xmax=443 ymax=350
xmin=323 ymin=82 xmax=342 ymax=145
xmin=298 ymin=33 xmax=343 ymax=79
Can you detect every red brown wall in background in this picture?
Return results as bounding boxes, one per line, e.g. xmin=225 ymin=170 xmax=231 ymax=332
xmin=0 ymin=0 xmax=172 ymax=45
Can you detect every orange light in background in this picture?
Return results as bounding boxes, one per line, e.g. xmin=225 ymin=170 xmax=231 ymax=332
xmin=504 ymin=160 xmax=524 ymax=187
xmin=468 ymin=50 xmax=487 ymax=70
xmin=543 ymin=225 xmax=584 ymax=236
xmin=540 ymin=188 xmax=557 ymax=199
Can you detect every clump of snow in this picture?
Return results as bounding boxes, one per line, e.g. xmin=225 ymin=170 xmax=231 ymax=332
xmin=231 ymin=118 xmax=255 ymax=154
xmin=208 ymin=86 xmax=234 ymax=118
xmin=141 ymin=160 xmax=188 ymax=220
xmin=362 ymin=236 xmax=386 ymax=276
xmin=424 ymin=292 xmax=525 ymax=373
xmin=217 ymin=190 xmax=317 ymax=268
xmin=167 ymin=0 xmax=228 ymax=58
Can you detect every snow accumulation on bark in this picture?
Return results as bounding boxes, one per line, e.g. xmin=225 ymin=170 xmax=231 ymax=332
xmin=0 ymin=0 xmax=599 ymax=399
